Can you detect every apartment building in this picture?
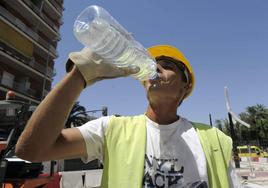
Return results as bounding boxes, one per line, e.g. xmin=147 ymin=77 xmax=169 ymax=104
xmin=0 ymin=0 xmax=64 ymax=105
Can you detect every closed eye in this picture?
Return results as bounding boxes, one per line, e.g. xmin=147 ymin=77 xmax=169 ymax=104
xmin=162 ymin=65 xmax=175 ymax=71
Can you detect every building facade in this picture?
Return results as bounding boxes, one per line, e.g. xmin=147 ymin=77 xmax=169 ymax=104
xmin=0 ymin=0 xmax=64 ymax=105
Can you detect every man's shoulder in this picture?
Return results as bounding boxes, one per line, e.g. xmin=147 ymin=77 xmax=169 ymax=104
xmin=106 ymin=115 xmax=146 ymax=137
xmin=191 ymin=122 xmax=231 ymax=140
xmin=190 ymin=122 xmax=212 ymax=130
xmin=109 ymin=114 xmax=145 ymax=122
xmin=81 ymin=115 xmax=141 ymax=126
xmin=106 ymin=114 xmax=146 ymax=130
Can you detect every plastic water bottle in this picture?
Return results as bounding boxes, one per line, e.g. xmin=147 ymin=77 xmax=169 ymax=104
xmin=73 ymin=5 xmax=157 ymax=81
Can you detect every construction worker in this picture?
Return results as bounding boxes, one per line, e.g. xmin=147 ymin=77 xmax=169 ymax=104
xmin=16 ymin=45 xmax=239 ymax=187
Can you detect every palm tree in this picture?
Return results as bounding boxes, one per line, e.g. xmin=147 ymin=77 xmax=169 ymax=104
xmin=239 ymin=104 xmax=268 ymax=140
xmin=65 ymin=101 xmax=89 ymax=128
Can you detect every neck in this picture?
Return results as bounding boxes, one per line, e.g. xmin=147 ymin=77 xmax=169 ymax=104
xmin=145 ymin=102 xmax=179 ymax=125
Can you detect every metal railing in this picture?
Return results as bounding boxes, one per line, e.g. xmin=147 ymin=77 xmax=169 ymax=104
xmin=32 ymin=59 xmax=46 ymax=73
xmin=38 ymin=36 xmax=57 ymax=55
xmin=47 ymin=0 xmax=64 ymax=15
xmin=0 ymin=40 xmax=31 ymax=63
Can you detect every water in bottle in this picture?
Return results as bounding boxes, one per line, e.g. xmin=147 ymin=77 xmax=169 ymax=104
xmin=73 ymin=5 xmax=157 ymax=81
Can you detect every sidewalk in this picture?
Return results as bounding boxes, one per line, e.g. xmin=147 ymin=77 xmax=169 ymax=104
xmin=235 ymin=161 xmax=268 ymax=187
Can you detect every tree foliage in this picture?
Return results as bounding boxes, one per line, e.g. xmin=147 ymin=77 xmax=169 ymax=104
xmin=65 ymin=101 xmax=90 ymax=128
xmin=239 ymin=104 xmax=268 ymax=140
xmin=215 ymin=104 xmax=268 ymax=140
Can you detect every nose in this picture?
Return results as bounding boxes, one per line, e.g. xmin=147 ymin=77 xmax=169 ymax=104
xmin=156 ymin=64 xmax=168 ymax=81
xmin=156 ymin=64 xmax=164 ymax=73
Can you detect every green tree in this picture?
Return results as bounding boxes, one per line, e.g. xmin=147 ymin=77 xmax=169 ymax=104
xmin=65 ymin=101 xmax=89 ymax=128
xmin=239 ymin=104 xmax=268 ymax=140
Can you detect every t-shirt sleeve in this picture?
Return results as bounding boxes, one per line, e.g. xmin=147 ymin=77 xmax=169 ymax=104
xmin=76 ymin=116 xmax=111 ymax=163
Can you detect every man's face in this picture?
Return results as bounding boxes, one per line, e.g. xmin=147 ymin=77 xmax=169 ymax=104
xmin=144 ymin=58 xmax=190 ymax=106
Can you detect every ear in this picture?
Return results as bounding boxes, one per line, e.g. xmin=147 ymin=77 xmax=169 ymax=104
xmin=182 ymin=83 xmax=192 ymax=98
xmin=177 ymin=84 xmax=189 ymax=105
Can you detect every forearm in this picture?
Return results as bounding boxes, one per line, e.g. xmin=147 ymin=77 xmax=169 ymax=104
xmin=16 ymin=65 xmax=85 ymax=161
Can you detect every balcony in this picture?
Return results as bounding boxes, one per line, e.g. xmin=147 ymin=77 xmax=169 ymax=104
xmin=0 ymin=41 xmax=55 ymax=79
xmin=47 ymin=0 xmax=64 ymax=16
xmin=0 ymin=6 xmax=57 ymax=57
xmin=0 ymin=6 xmax=38 ymax=41
xmin=38 ymin=36 xmax=57 ymax=56
xmin=0 ymin=40 xmax=31 ymax=64
xmin=21 ymin=0 xmax=59 ymax=33
xmin=0 ymin=75 xmax=40 ymax=100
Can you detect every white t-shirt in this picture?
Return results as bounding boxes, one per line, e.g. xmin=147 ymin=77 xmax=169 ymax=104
xmin=77 ymin=115 xmax=239 ymax=188
xmin=142 ymin=117 xmax=208 ymax=187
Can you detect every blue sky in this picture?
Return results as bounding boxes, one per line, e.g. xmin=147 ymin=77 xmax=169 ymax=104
xmin=53 ymin=0 xmax=268 ymax=124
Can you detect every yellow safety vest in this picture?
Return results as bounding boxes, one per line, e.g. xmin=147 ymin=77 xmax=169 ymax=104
xmin=101 ymin=115 xmax=232 ymax=188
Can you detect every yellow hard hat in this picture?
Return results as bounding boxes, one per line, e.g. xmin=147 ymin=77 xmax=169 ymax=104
xmin=147 ymin=45 xmax=195 ymax=98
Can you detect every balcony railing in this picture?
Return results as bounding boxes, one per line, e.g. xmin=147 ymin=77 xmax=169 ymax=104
xmin=0 ymin=76 xmax=40 ymax=100
xmin=0 ymin=40 xmax=31 ymax=63
xmin=0 ymin=41 xmax=55 ymax=79
xmin=22 ymin=0 xmax=59 ymax=33
xmin=32 ymin=58 xmax=46 ymax=73
xmin=47 ymin=0 xmax=64 ymax=15
xmin=38 ymin=36 xmax=57 ymax=55
xmin=0 ymin=6 xmax=58 ymax=57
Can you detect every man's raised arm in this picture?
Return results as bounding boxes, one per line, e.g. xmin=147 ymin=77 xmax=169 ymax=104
xmin=15 ymin=48 xmax=139 ymax=162
xmin=15 ymin=65 xmax=86 ymax=162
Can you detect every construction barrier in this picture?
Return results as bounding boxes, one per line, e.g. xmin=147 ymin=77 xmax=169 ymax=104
xmin=240 ymin=157 xmax=268 ymax=163
xmin=59 ymin=169 xmax=103 ymax=188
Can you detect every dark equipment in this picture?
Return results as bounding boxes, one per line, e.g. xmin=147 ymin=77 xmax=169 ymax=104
xmin=0 ymin=100 xmax=43 ymax=186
